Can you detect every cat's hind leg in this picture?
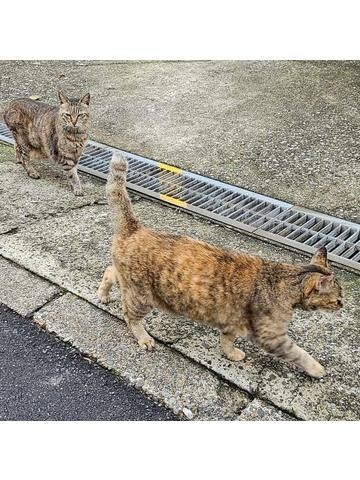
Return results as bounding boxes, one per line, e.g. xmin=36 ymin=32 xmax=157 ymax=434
xmin=14 ymin=144 xmax=22 ymax=164
xmin=122 ymin=292 xmax=155 ymax=351
xmin=11 ymin=130 xmax=41 ymax=179
xmin=220 ymin=328 xmax=246 ymax=361
xmin=97 ymin=265 xmax=117 ymax=304
xmin=99 ymin=268 xmax=155 ymax=349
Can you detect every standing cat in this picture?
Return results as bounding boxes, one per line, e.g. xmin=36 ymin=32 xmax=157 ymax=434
xmin=3 ymin=91 xmax=90 ymax=195
xmin=98 ymin=152 xmax=343 ymax=378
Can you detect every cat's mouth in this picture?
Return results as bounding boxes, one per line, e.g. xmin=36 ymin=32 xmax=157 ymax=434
xmin=64 ymin=125 xmax=85 ymax=134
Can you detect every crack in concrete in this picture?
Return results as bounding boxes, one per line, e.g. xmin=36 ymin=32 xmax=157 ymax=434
xmin=257 ymin=397 xmax=302 ymax=421
xmin=27 ymin=290 xmax=65 ymax=319
xmin=1 ymin=226 xmax=19 ymax=235
xmin=0 ymin=253 xmax=65 ymax=317
xmin=0 ymin=199 xmax=106 ymax=237
xmin=255 ymin=375 xmax=310 ymax=420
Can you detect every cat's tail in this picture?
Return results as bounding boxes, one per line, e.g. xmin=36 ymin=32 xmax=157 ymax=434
xmin=106 ymin=151 xmax=140 ymax=236
xmin=298 ymin=265 xmax=331 ymax=276
xmin=290 ymin=264 xmax=331 ymax=283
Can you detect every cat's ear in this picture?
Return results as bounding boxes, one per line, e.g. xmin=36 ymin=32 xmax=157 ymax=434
xmin=310 ymin=246 xmax=329 ymax=269
xmin=80 ymin=93 xmax=91 ymax=105
xmin=58 ymin=91 xmax=69 ymax=105
xmin=315 ymin=273 xmax=334 ymax=293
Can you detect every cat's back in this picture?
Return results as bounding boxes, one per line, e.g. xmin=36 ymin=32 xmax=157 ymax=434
xmin=117 ymin=226 xmax=230 ymax=262
xmin=116 ymin=225 xmax=263 ymax=283
xmin=4 ymin=98 xmax=57 ymax=127
xmin=115 ymin=226 xmax=264 ymax=319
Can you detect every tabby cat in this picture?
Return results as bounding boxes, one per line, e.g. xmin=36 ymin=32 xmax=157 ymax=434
xmin=98 ymin=152 xmax=343 ymax=378
xmin=4 ymin=91 xmax=90 ymax=195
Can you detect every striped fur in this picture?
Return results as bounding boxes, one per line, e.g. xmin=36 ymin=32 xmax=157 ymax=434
xmin=4 ymin=91 xmax=90 ymax=195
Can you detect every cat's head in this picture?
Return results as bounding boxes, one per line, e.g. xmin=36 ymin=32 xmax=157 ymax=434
xmin=301 ymin=247 xmax=343 ymax=311
xmin=58 ymin=91 xmax=90 ymax=134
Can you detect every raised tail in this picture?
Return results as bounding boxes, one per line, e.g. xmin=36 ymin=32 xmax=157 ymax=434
xmin=289 ymin=263 xmax=332 ymax=285
xmin=297 ymin=264 xmax=331 ymax=276
xmin=106 ymin=151 xmax=140 ymax=235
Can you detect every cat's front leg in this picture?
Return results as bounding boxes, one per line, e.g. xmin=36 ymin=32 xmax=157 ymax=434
xmin=64 ymin=164 xmax=83 ymax=196
xmin=257 ymin=331 xmax=325 ymax=378
xmin=59 ymin=155 xmax=83 ymax=195
xmin=220 ymin=329 xmax=246 ymax=361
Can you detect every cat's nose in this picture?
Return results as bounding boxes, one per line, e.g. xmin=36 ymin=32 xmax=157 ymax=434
xmin=71 ymin=116 xmax=77 ymax=126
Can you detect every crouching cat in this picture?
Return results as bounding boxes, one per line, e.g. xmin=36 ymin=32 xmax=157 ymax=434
xmin=4 ymin=91 xmax=90 ymax=195
xmin=98 ymin=153 xmax=343 ymax=378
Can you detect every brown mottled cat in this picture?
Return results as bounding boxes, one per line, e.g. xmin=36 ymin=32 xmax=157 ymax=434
xmin=98 ymin=153 xmax=343 ymax=378
xmin=3 ymin=91 xmax=90 ymax=195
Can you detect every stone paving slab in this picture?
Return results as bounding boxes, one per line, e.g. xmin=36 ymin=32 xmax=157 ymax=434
xmin=237 ymin=399 xmax=294 ymax=421
xmin=173 ymin=308 xmax=360 ymax=421
xmin=33 ymin=293 xmax=250 ymax=420
xmin=0 ymin=256 xmax=61 ymax=317
xmin=1 ymin=179 xmax=358 ymax=420
xmin=0 ymin=143 xmax=105 ymax=234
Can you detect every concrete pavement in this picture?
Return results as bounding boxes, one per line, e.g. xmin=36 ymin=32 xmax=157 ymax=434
xmin=0 ymin=60 xmax=359 ymax=222
xmin=0 ymin=61 xmax=359 ymax=420
xmin=0 ymin=142 xmax=358 ymax=420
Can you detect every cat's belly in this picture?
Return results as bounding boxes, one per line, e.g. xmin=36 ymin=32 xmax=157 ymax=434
xmin=29 ymin=148 xmax=46 ymax=160
xmin=28 ymin=124 xmax=44 ymax=151
xmin=153 ymin=287 xmax=247 ymax=331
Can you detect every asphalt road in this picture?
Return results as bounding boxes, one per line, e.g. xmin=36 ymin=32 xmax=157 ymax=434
xmin=0 ymin=304 xmax=177 ymax=421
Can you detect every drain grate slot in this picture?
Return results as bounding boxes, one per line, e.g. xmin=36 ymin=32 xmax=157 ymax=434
xmin=1 ymin=122 xmax=359 ymax=273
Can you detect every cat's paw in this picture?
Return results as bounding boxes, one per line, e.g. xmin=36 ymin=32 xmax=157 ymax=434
xmin=224 ymin=347 xmax=246 ymax=362
xmin=307 ymin=362 xmax=326 ymax=379
xmin=29 ymin=171 xmax=41 ymax=179
xmin=98 ymin=292 xmax=110 ymax=304
xmin=73 ymin=187 xmax=84 ymax=196
xmin=138 ymin=335 xmax=156 ymax=351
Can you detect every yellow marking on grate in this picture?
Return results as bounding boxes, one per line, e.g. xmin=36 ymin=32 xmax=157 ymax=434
xmin=160 ymin=194 xmax=186 ymax=208
xmin=157 ymin=162 xmax=182 ymax=174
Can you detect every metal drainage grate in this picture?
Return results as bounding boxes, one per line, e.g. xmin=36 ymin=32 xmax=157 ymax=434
xmin=0 ymin=122 xmax=11 ymax=140
xmin=256 ymin=209 xmax=360 ymax=270
xmin=1 ymin=122 xmax=359 ymax=273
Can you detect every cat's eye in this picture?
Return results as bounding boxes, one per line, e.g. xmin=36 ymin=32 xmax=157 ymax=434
xmin=62 ymin=113 xmax=71 ymax=118
xmin=79 ymin=113 xmax=88 ymax=118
